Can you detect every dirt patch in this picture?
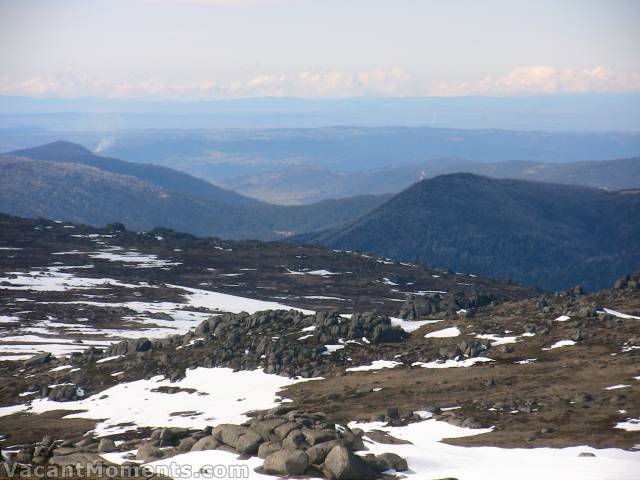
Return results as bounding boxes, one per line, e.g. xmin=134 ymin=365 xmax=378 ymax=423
xmin=0 ymin=410 xmax=97 ymax=446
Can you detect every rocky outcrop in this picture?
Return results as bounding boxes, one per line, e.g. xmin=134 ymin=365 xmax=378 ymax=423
xmin=8 ymin=409 xmax=409 ymax=480
xmin=398 ymin=290 xmax=496 ymax=319
xmin=613 ymin=273 xmax=640 ymax=290
xmin=67 ymin=310 xmax=408 ymax=385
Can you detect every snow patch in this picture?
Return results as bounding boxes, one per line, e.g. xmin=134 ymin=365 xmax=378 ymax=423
xmin=346 ymin=360 xmax=402 ymax=372
xmin=425 ymin=327 xmax=461 ymax=338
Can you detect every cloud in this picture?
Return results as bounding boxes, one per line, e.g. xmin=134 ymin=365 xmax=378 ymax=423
xmin=0 ymin=68 xmax=411 ymax=99
xmin=226 ymin=68 xmax=411 ymax=97
xmin=1 ymin=66 xmax=639 ymax=100
xmin=428 ymin=65 xmax=640 ymax=96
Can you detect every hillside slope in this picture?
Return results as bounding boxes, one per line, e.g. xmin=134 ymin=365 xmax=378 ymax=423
xmin=9 ymin=141 xmax=260 ymax=207
xmin=295 ymin=173 xmax=640 ymax=291
xmin=0 ymin=154 xmax=389 ymax=240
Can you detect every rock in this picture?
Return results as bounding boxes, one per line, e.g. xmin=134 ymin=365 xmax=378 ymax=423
xmin=579 ymin=452 xmax=596 ymax=457
xmin=76 ymin=438 xmax=95 ymax=447
xmin=274 ymin=421 xmax=299 ymax=440
xmin=52 ymin=447 xmax=77 ymax=456
xmin=282 ymin=430 xmax=306 ymax=450
xmin=573 ymin=392 xmax=593 ymax=403
xmin=48 ymin=385 xmax=80 ymax=402
xmin=306 ymin=440 xmax=343 ymax=465
xmin=216 ymin=444 xmax=238 ymax=455
xmin=98 ymin=438 xmax=116 ymax=453
xmin=77 ymin=444 xmax=99 ymax=453
xmin=247 ymin=418 xmax=288 ymax=441
xmin=15 ymin=451 xmax=32 ymax=463
xmin=49 ymin=453 xmax=107 ymax=467
xmin=190 ymin=436 xmax=220 ymax=452
xmin=136 ymin=444 xmax=164 ymax=462
xmin=573 ymin=329 xmax=584 ymax=342
xmin=177 ymin=437 xmax=198 ymax=453
xmin=386 ymin=407 xmax=400 ymax=419
xmin=302 ymin=428 xmax=335 ymax=446
xmin=212 ymin=424 xmax=248 ymax=449
xmin=263 ymin=449 xmax=310 ymax=476
xmin=376 ymin=452 xmax=408 ymax=471
xmin=341 ymin=429 xmax=365 ymax=451
xmin=24 ymin=352 xmax=52 ymax=367
xmin=323 ymin=445 xmax=377 ymax=480
xmin=257 ymin=441 xmax=282 ymax=459
xmin=364 ymin=430 xmax=412 ymax=445
xmin=236 ymin=431 xmax=263 ymax=455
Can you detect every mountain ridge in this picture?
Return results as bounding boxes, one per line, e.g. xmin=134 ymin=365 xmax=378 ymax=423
xmin=293 ymin=173 xmax=640 ymax=291
xmin=0 ymin=145 xmax=391 ymax=240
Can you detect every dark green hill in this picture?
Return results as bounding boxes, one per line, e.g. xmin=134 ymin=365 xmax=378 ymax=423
xmin=294 ymin=173 xmax=640 ymax=291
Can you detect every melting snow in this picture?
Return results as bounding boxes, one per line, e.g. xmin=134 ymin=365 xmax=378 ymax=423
xmin=475 ymin=333 xmax=520 ymax=346
xmin=616 ymin=418 xmax=640 ymax=432
xmin=543 ymin=340 xmax=577 ymax=350
xmin=350 ymin=417 xmax=640 ymax=480
xmin=88 ymin=247 xmax=181 ymax=268
xmin=346 ymin=360 xmax=402 ymax=372
xmin=389 ymin=317 xmax=442 ymax=333
xmin=0 ymin=267 xmax=139 ymax=292
xmin=601 ymin=308 xmax=640 ymax=320
xmin=425 ymin=326 xmax=461 ymax=338
xmin=28 ymin=367 xmax=310 ymax=436
xmin=412 ymin=357 xmax=493 ymax=369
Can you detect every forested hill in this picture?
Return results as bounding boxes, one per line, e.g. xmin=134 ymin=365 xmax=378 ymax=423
xmin=293 ymin=173 xmax=640 ymax=291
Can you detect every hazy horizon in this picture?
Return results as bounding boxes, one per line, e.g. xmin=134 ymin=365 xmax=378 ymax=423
xmin=1 ymin=0 xmax=639 ymax=101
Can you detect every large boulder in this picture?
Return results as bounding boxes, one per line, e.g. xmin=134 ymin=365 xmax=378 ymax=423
xmin=323 ymin=445 xmax=377 ymax=480
xmin=306 ymin=440 xmax=343 ymax=465
xmin=177 ymin=437 xmax=198 ymax=452
xmin=24 ymin=352 xmax=52 ymax=368
xmin=97 ymin=438 xmax=116 ymax=453
xmin=49 ymin=453 xmax=108 ymax=467
xmin=236 ymin=431 xmax=263 ymax=455
xmin=212 ymin=424 xmax=250 ymax=449
xmin=302 ymin=429 xmax=335 ymax=446
xmin=257 ymin=441 xmax=282 ymax=459
xmin=263 ymin=449 xmax=310 ymax=476
xmin=136 ymin=444 xmax=164 ymax=462
xmin=190 ymin=436 xmax=220 ymax=452
xmin=48 ymin=385 xmax=81 ymax=402
xmin=364 ymin=452 xmax=409 ymax=472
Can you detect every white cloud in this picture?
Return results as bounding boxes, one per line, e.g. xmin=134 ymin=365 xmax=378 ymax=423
xmin=0 ymin=68 xmax=411 ymax=99
xmin=227 ymin=68 xmax=411 ymax=97
xmin=1 ymin=66 xmax=638 ymax=100
xmin=428 ymin=65 xmax=640 ymax=96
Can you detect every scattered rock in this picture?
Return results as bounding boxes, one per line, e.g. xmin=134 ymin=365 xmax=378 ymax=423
xmin=263 ymin=449 xmax=310 ymax=476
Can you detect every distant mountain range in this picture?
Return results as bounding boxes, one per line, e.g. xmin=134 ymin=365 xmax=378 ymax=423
xmin=0 ymin=142 xmax=390 ymax=240
xmin=293 ymin=173 xmax=640 ymax=291
xmin=2 ymin=126 xmax=639 ymax=205
xmin=225 ymin=156 xmax=640 ymax=204
xmin=3 ymin=141 xmax=639 ymax=291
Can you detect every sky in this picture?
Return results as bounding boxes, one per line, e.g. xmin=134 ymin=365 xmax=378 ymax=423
xmin=0 ymin=0 xmax=639 ymax=100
